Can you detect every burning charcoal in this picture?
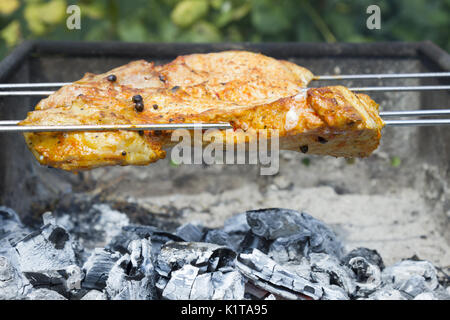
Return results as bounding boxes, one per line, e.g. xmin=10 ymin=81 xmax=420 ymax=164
xmin=155 ymin=242 xmax=236 ymax=278
xmin=398 ymin=275 xmax=431 ymax=298
xmin=107 ymin=224 xmax=184 ymax=259
xmin=105 ymin=239 xmax=156 ymax=300
xmin=309 ymin=253 xmax=356 ymax=297
xmin=382 ymin=260 xmax=439 ymax=292
xmin=223 ymin=213 xmax=250 ymax=234
xmin=366 ymin=287 xmax=409 ymax=300
xmin=321 ymin=285 xmax=349 ymax=300
xmin=268 ymin=233 xmax=310 ymax=263
xmin=346 ymin=256 xmax=381 ymax=297
xmin=246 ymin=208 xmax=344 ymax=259
xmin=27 ymin=288 xmax=67 ymax=300
xmin=81 ymin=290 xmax=107 ymax=300
xmin=162 ymin=264 xmax=199 ymax=299
xmin=413 ymin=292 xmax=438 ymax=300
xmin=189 ymin=270 xmax=245 ymax=300
xmin=0 ymin=206 xmax=29 ymax=245
xmin=238 ymin=232 xmax=271 ymax=254
xmin=342 ymin=247 xmax=385 ymax=270
xmin=176 ymin=223 xmax=204 ymax=242
xmin=204 ymin=229 xmax=232 ymax=247
xmin=82 ymin=248 xmax=121 ymax=290
xmin=14 ymin=223 xmax=76 ymax=273
xmin=236 ymin=248 xmax=323 ymax=300
xmin=0 ymin=255 xmax=29 ymax=299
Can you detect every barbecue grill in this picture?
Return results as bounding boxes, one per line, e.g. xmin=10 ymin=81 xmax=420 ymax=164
xmin=0 ymin=40 xmax=449 ymax=275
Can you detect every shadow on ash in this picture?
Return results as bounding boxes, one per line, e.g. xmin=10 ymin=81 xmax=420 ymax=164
xmin=0 ymin=205 xmax=449 ymax=300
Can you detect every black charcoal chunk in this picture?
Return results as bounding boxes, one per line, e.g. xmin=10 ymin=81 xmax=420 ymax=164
xmin=82 ymin=248 xmax=121 ymax=290
xmin=204 ymin=229 xmax=232 ymax=247
xmin=238 ymin=232 xmax=271 ymax=254
xmin=105 ymin=239 xmax=156 ymax=300
xmin=382 ymin=260 xmax=439 ymax=292
xmin=398 ymin=275 xmax=430 ymax=298
xmin=81 ymin=290 xmax=107 ymax=300
xmin=346 ymin=256 xmax=381 ymax=297
xmin=321 ymin=285 xmax=349 ymax=300
xmin=107 ymin=224 xmax=184 ymax=259
xmin=155 ymin=242 xmax=236 ymax=278
xmin=27 ymin=288 xmax=67 ymax=300
xmin=268 ymin=233 xmax=311 ymax=263
xmin=189 ymin=270 xmax=245 ymax=300
xmin=176 ymin=223 xmax=204 ymax=242
xmin=15 ymin=223 xmax=76 ymax=273
xmin=0 ymin=206 xmax=30 ymax=244
xmin=342 ymin=247 xmax=385 ymax=270
xmin=223 ymin=213 xmax=250 ymax=234
xmin=162 ymin=264 xmax=199 ymax=299
xmin=236 ymin=248 xmax=323 ymax=300
xmin=309 ymin=253 xmax=356 ymax=296
xmin=246 ymin=208 xmax=344 ymax=259
xmin=0 ymin=255 xmax=29 ymax=299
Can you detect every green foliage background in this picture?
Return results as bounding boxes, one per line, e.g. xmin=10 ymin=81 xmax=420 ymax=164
xmin=0 ymin=0 xmax=449 ymax=59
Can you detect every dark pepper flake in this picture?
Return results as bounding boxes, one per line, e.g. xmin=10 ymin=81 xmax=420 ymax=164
xmin=135 ymin=102 xmax=144 ymax=112
xmin=122 ymin=151 xmax=127 ymax=156
xmin=154 ymin=130 xmax=162 ymax=136
xmin=107 ymin=74 xmax=117 ymax=82
xmin=138 ymin=130 xmax=144 ymax=136
xmin=169 ymin=118 xmax=173 ymax=122
xmin=318 ymin=136 xmax=328 ymax=144
xmin=132 ymin=95 xmax=143 ymax=103
xmin=300 ymin=145 xmax=309 ymax=153
xmin=170 ymin=86 xmax=180 ymax=93
xmin=153 ymin=104 xmax=158 ymax=110
xmin=159 ymin=74 xmax=166 ymax=83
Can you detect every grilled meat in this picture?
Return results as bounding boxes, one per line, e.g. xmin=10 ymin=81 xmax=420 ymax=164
xmin=20 ymin=51 xmax=384 ymax=171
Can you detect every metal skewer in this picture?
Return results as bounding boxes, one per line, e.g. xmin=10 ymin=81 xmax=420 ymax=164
xmin=0 ymin=85 xmax=449 ymax=96
xmin=1 ymin=72 xmax=449 ymax=89
xmin=0 ymin=122 xmax=233 ymax=132
xmin=313 ymin=72 xmax=450 ymax=81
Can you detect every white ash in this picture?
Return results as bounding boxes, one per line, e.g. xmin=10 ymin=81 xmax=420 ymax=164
xmin=0 ymin=206 xmax=449 ymax=300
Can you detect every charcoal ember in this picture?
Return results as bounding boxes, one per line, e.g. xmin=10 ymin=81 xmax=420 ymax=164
xmin=56 ymin=203 xmax=129 ymax=249
xmin=382 ymin=260 xmax=439 ymax=292
xmin=268 ymin=233 xmax=311 ymax=263
xmin=398 ymin=275 xmax=431 ymax=298
xmin=176 ymin=223 xmax=204 ymax=242
xmin=309 ymin=253 xmax=356 ymax=297
xmin=107 ymin=224 xmax=184 ymax=259
xmin=346 ymin=256 xmax=382 ymax=297
xmin=189 ymin=270 xmax=245 ymax=300
xmin=82 ymin=248 xmax=121 ymax=290
xmin=155 ymin=242 xmax=236 ymax=278
xmin=342 ymin=247 xmax=385 ymax=270
xmin=14 ymin=223 xmax=77 ymax=273
xmin=246 ymin=208 xmax=344 ymax=259
xmin=81 ymin=290 xmax=107 ymax=300
xmin=27 ymin=288 xmax=67 ymax=300
xmin=321 ymin=285 xmax=349 ymax=300
xmin=223 ymin=213 xmax=250 ymax=234
xmin=236 ymin=248 xmax=323 ymax=300
xmin=0 ymin=255 xmax=30 ymax=299
xmin=366 ymin=287 xmax=409 ymax=300
xmin=221 ymin=213 xmax=250 ymax=251
xmin=238 ymin=232 xmax=271 ymax=254
xmin=204 ymin=229 xmax=233 ymax=248
xmin=105 ymin=239 xmax=156 ymax=300
xmin=162 ymin=264 xmax=199 ymax=299
xmin=0 ymin=206 xmax=30 ymax=245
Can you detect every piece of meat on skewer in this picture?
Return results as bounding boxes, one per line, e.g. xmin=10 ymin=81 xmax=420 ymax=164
xmin=20 ymin=51 xmax=384 ymax=171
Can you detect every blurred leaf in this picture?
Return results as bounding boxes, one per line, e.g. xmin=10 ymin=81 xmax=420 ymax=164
xmin=118 ymin=18 xmax=149 ymax=42
xmin=171 ymin=0 xmax=209 ymax=28
xmin=24 ymin=0 xmax=66 ymax=35
xmin=0 ymin=0 xmax=19 ymax=15
xmin=1 ymin=20 xmax=21 ymax=47
xmin=251 ymin=0 xmax=291 ymax=35
xmin=181 ymin=20 xmax=221 ymax=42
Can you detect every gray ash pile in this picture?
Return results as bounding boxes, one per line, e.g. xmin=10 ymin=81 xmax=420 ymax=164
xmin=0 ymin=205 xmax=448 ymax=300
